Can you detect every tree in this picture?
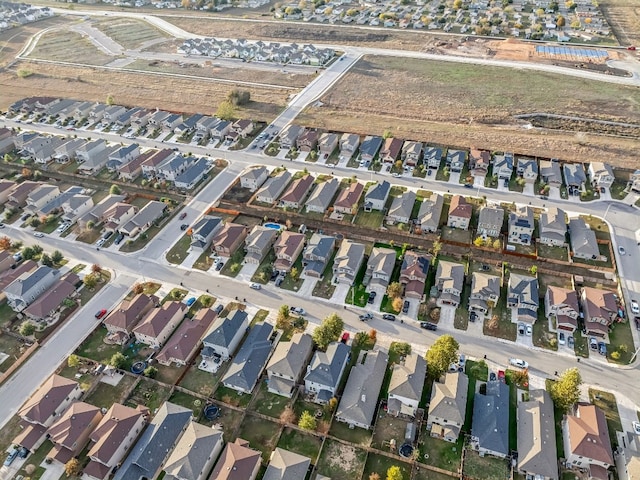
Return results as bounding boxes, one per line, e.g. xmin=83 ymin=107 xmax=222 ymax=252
xmin=312 ymin=313 xmax=344 ymax=350
xmin=21 ymin=246 xmax=35 ymax=260
xmin=109 ymin=352 xmax=127 ymax=369
xmin=201 ymin=296 xmax=213 ymax=308
xmin=426 ymin=335 xmax=459 ymax=378
xmin=368 ymin=329 xmax=377 ymax=341
xmin=290 ymin=266 xmax=300 ymax=281
xmin=40 ymin=253 xmax=52 ymax=267
xmin=556 ymin=15 xmax=566 ymax=27
xmin=0 ymin=236 xmax=11 ymax=250
xmin=529 ymin=265 xmax=538 ymax=275
xmin=392 ymin=297 xmax=403 ymax=312
xmin=106 ymin=94 xmax=115 ymax=105
xmin=387 ymin=282 xmax=402 ymax=299
xmin=132 ymin=283 xmax=144 ymax=294
xmin=65 ymin=458 xmax=82 ymax=477
xmin=276 ymin=305 xmax=292 ymax=330
xmin=216 ymin=100 xmax=235 ymax=121
xmin=473 ymin=237 xmax=485 ymax=247
xmin=28 ymin=216 xmax=40 ymax=227
xmin=17 ymin=68 xmax=33 ymax=78
xmin=51 ymin=250 xmax=64 ymax=264
xmin=431 ymin=240 xmax=442 ymax=263
xmin=143 ymin=366 xmax=158 ymax=378
xmin=19 ymin=321 xmax=35 ymax=336
xmin=86 ymin=220 xmax=95 ymax=230
xmin=492 ymin=239 xmax=502 ymax=250
xmin=383 ymin=130 xmax=393 ymax=139
xmin=227 ymin=89 xmax=251 ymax=106
xmin=84 ymin=274 xmax=98 ymax=290
xmin=370 ymin=474 xmax=381 ymax=480
xmin=328 ymin=397 xmax=338 ymax=412
xmin=68 ymin=354 xmax=81 ymax=368
xmin=298 ymin=410 xmax=317 ymax=430
xmin=280 ymin=405 xmax=296 ymax=423
xmin=109 ymin=184 xmax=122 ymax=195
xmin=386 ymin=465 xmax=403 ymax=480
xmin=549 ymin=367 xmax=582 ymax=412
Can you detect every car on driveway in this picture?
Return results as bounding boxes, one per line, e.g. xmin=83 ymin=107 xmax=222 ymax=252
xmin=95 ymin=309 xmax=107 ymax=319
xmin=185 ymin=297 xmax=196 ymax=307
xmin=469 ymin=311 xmax=477 ymax=323
xmin=518 ymin=322 xmax=525 ymax=335
xmin=598 ymin=342 xmax=607 ymax=356
xmin=34 ymin=232 xmax=44 ymax=238
xmin=631 ymin=300 xmax=639 ymax=314
xmin=509 ymin=358 xmax=528 ymax=369
xmin=4 ymin=448 xmax=18 ymax=466
xmin=420 ymin=322 xmax=438 ymax=331
xmin=402 ymin=300 xmax=410 ymax=313
xmin=559 ymin=332 xmax=566 ymax=345
xmin=18 ymin=447 xmax=28 ymax=458
xmin=367 ymin=291 xmax=377 ymax=304
xmin=568 ymin=336 xmax=574 ymax=348
xmin=498 ymin=370 xmax=505 ymax=382
xmin=214 ymin=304 xmax=224 ymax=314
xmin=56 ymin=222 xmax=71 ymax=233
xmin=382 ymin=314 xmax=396 ymax=321
xmin=525 ymin=324 xmax=532 ymax=336
xmin=215 ymin=261 xmax=224 ymax=271
xmin=589 ymin=337 xmax=598 ymax=350
xmin=359 ymin=313 xmax=373 ymax=321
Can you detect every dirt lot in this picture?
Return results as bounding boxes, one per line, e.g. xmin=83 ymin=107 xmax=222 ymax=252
xmin=26 ymin=29 xmax=114 ymax=65
xmin=92 ymin=17 xmax=168 ymax=50
xmin=599 ymin=0 xmax=640 ymax=46
xmin=299 ymin=55 xmax=640 ymax=167
xmin=0 ymin=16 xmax=70 ymax=67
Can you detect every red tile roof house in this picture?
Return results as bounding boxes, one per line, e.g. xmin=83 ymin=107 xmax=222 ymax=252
xmin=14 ymin=374 xmax=82 ymax=452
xmin=133 ymin=301 xmax=187 ymax=349
xmin=103 ymin=294 xmax=158 ymax=345
xmin=545 ymin=286 xmax=580 ymax=333
xmin=273 ymin=231 xmax=306 ymax=274
xmin=447 ymin=195 xmax=473 ymax=230
xmin=380 ymin=137 xmax=404 ymax=163
xmin=212 ymin=222 xmax=249 ymax=258
xmin=278 ymin=174 xmax=314 ymax=209
xmin=46 ymin=402 xmax=103 ymax=465
xmin=156 ymin=308 xmax=217 ymax=367
xmin=333 ymin=182 xmax=364 ymax=215
xmin=469 ymin=148 xmax=491 ymax=177
xmin=296 ymin=129 xmax=319 ymax=152
xmin=84 ymin=404 xmax=149 ymax=480
xmin=580 ymin=287 xmax=618 ymax=342
xmin=23 ymin=272 xmax=79 ymax=325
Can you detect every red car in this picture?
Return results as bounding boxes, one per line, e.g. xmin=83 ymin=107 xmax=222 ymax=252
xmin=179 ymin=212 xmax=187 ymax=220
xmin=341 ymin=332 xmax=350 ymax=344
xmin=95 ymin=309 xmax=107 ymax=319
xmin=498 ymin=370 xmax=505 ymax=383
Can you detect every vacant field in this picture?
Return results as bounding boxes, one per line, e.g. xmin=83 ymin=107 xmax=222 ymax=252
xmin=0 ymin=16 xmax=70 ymax=67
xmin=599 ymin=0 xmax=640 ymax=46
xmin=93 ymin=18 xmax=168 ymax=50
xmin=0 ymin=60 xmax=288 ymax=121
xmin=299 ymin=55 xmax=640 ymax=167
xmin=26 ymin=29 xmax=113 ymax=65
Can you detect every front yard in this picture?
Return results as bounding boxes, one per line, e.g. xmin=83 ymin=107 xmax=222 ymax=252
xmin=606 ymin=319 xmax=635 ymax=364
xmin=165 ymin=235 xmax=191 ymax=264
xmin=589 ymin=389 xmax=622 ymax=449
xmin=220 ymin=248 xmax=247 ymax=277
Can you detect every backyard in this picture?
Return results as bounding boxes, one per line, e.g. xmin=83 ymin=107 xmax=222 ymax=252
xmin=362 ymin=452 xmax=412 ymax=480
xmin=462 ymin=449 xmax=510 ymax=480
xmin=417 ymin=434 xmax=463 ymax=474
xmin=236 ymin=414 xmax=282 ymax=461
xmin=178 ymin=365 xmax=219 ymax=397
xmin=315 ymin=439 xmax=367 ymax=480
xmin=168 ymin=390 xmax=204 ymax=418
xmin=251 ymin=381 xmax=290 ymax=418
xmin=277 ymin=427 xmax=323 ymax=464
xmin=85 ymin=374 xmax=138 ymax=410
xmin=126 ymin=378 xmax=171 ymax=413
xmin=213 ymin=384 xmax=253 ymax=408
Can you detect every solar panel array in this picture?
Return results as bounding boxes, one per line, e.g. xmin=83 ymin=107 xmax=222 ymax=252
xmin=535 ymin=45 xmax=609 ymax=61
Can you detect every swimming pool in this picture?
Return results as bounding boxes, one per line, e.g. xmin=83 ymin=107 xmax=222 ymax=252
xmin=264 ymin=223 xmax=283 ymax=230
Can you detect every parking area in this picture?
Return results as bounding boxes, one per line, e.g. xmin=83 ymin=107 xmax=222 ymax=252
xmin=438 ymin=305 xmax=456 ymax=329
xmin=402 ymin=297 xmax=420 ymax=319
xmin=365 ymin=285 xmax=386 ymax=311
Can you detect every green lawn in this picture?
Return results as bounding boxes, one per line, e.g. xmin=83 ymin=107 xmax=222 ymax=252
xmin=250 ymin=250 xmax=276 ymax=284
xmin=236 ymin=414 xmax=282 ymax=461
xmin=179 ymin=365 xmax=220 ymax=397
xmin=316 ymin=439 xmax=367 ymax=480
xmin=532 ymin=308 xmax=558 ymax=351
xmin=417 ymin=434 xmax=463 ymax=473
xmin=0 ymin=331 xmax=26 ymax=374
xmin=345 ymin=262 xmax=369 ymax=308
xmin=277 ymin=427 xmax=323 ymax=463
xmin=573 ymin=329 xmax=589 ymax=358
xmin=126 ymin=378 xmax=171 ymax=413
xmin=483 ymin=287 xmax=517 ymax=341
xmin=462 ymin=449 xmax=510 ymax=480
xmin=293 ymin=398 xmax=332 ymax=425
xmin=251 ymin=381 xmax=291 ymax=418
xmin=250 ymin=309 xmax=270 ymax=326
xmin=607 ymin=319 xmax=635 ymax=364
xmin=589 ymin=389 xmax=622 ymax=449
xmin=454 ymin=281 xmax=471 ymax=330
xmin=354 ymin=209 xmax=385 ymax=228
xmin=329 ymin=420 xmax=372 ymax=447
xmin=279 ymin=255 xmax=305 ymax=292
xmin=75 ymin=327 xmax=123 ymax=364
xmin=537 ymin=244 xmax=569 ymax=261
xmin=362 ymin=453 xmax=412 ymax=480
xmin=85 ymin=375 xmax=137 ymax=410
xmin=165 ymin=235 xmax=192 ymax=264
xmin=213 ymin=384 xmax=253 ymax=408
xmin=169 ymin=390 xmax=203 ymax=418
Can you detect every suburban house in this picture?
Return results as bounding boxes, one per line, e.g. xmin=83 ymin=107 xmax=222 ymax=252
xmin=210 ymin=120 xmax=232 ymax=141
xmin=263 ymin=448 xmax=311 ymax=480
xmin=26 ymin=184 xmax=60 ymax=213
xmin=266 ymin=332 xmax=313 ymax=398
xmin=200 ymin=309 xmax=249 ymax=369
xmin=517 ymin=389 xmax=559 ymax=480
xmin=156 ymin=155 xmax=199 ymax=183
xmin=119 ymin=200 xmax=167 ymax=238
xmin=471 ymin=380 xmax=510 ymax=458
xmin=333 ymin=181 xmax=364 ymax=215
xmin=175 ymin=157 xmax=209 ymax=190
xmin=103 ymin=294 xmax=158 ymax=344
xmin=296 ymin=129 xmax=319 ymax=152
xmin=6 ymin=180 xmax=40 ymax=208
xmin=305 ymin=178 xmax=339 ymax=214
xmin=539 ymin=207 xmax=567 ymax=246
xmin=278 ymin=174 xmax=313 ymax=209
xmin=435 ymin=261 xmax=465 ymax=308
xmin=563 ymin=403 xmax=614 ymax=480
xmin=302 ymin=234 xmax=335 ymax=278
xmin=0 ymin=179 xmax=16 ymax=204
xmin=208 ymin=439 xmax=261 ymax=480
xmin=540 ymin=159 xmax=563 ymax=187
xmin=163 ymin=423 xmax=224 ymax=480
xmin=469 ymin=272 xmax=501 ymax=314
xmin=318 ymin=132 xmax=339 ymax=157
xmin=508 ymin=274 xmax=539 ymax=323
xmin=508 ymin=206 xmax=535 ymax=245
xmin=222 ymin=322 xmax=274 ymax=394
xmin=359 ymin=135 xmax=383 ymax=163
xmin=402 ymin=141 xmax=423 ymax=166
xmin=477 ymin=206 xmax=504 ymax=238
xmin=102 ymin=202 xmax=138 ymax=233
xmin=470 ymin=148 xmax=491 ymax=177
xmin=363 ymin=247 xmax=396 ymax=289
xmin=23 ymin=273 xmax=79 ymax=324
xmin=332 ymin=239 xmax=365 ymax=285
xmin=0 ymin=260 xmax=38 ymax=292
xmin=212 ymin=223 xmax=248 ymax=258
xmin=0 ymin=127 xmax=15 ymax=155
xmin=244 ymin=225 xmax=278 ymax=264
xmin=255 ymin=170 xmax=292 ymax=205
xmin=4 ymin=265 xmax=60 ymax=312
xmin=335 ymin=350 xmax=388 ymax=430
xmin=14 ymin=375 xmax=82 ymax=451
xmin=517 ymin=157 xmax=539 ymax=184
xmin=60 ymin=193 xmax=93 ymax=224
xmin=77 ymin=142 xmax=117 ymax=174
xmin=417 ymin=193 xmax=444 ymax=233
xmin=156 ymin=308 xmax=217 ymax=367
xmin=545 ymin=286 xmax=580 ymax=333
xmin=363 ymin=180 xmax=391 ymax=212
xmin=106 ymin=144 xmax=140 ymax=171
xmin=76 ymin=194 xmax=124 ymax=231
xmin=564 ymin=163 xmax=587 ymax=191
xmin=628 ymin=170 xmax=640 ymax=194
xmin=569 ymin=218 xmax=600 ymax=260
xmin=240 ymin=166 xmax=269 ymax=192
xmin=615 ymin=423 xmax=640 ymax=480
xmin=278 ymin=124 xmax=304 ymax=149
xmin=304 ymin=341 xmax=350 ymax=404
xmin=493 ymin=153 xmax=514 ymax=180
xmin=379 ymin=137 xmax=403 ymax=163
xmin=447 ymin=195 xmax=472 ymax=230
xmin=400 ymin=251 xmax=429 ymax=300
xmin=231 ymin=119 xmax=254 ymax=138
xmin=132 ymin=301 xmax=187 ymax=349
xmin=387 ymin=353 xmax=426 ymax=418
xmin=47 ymin=402 xmax=103 ymax=464
xmin=339 ymin=133 xmax=360 ymax=160
xmin=113 ymin=402 xmax=192 ymax=480
xmin=446 ymin=149 xmax=466 ymax=172
xmin=588 ymin=161 xmax=615 ymax=189
xmin=424 ymin=146 xmax=443 ymax=169
xmin=580 ymin=287 xmax=618 ymax=340
xmin=189 ymin=216 xmax=223 ymax=251
xmin=427 ymin=372 xmax=468 ymax=442
xmin=84 ymin=404 xmax=149 ymax=480
xmin=141 ymin=149 xmax=174 ymax=179
xmin=387 ymin=191 xmax=416 ymax=224
xmin=273 ymin=231 xmax=305 ymax=273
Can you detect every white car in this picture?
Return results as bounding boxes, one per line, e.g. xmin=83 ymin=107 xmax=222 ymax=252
xmin=633 ymin=421 xmax=640 ymax=435
xmin=56 ymin=223 xmax=71 ymax=233
xmin=290 ymin=307 xmax=306 ymax=316
xmin=249 ymin=283 xmax=262 ymax=290
xmin=96 ymin=238 xmax=106 ymax=248
xmin=34 ymin=232 xmax=44 ymax=238
xmin=509 ymin=358 xmax=528 ymax=369
xmin=525 ymin=325 xmax=532 ymax=336
xmin=632 ymin=300 xmax=640 ymax=315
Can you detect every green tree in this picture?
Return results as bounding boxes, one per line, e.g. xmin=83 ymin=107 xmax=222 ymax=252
xmin=201 ymin=296 xmax=213 ymax=308
xmin=109 ymin=352 xmax=127 ymax=369
xmin=473 ymin=237 xmax=485 ymax=247
xmin=387 ymin=282 xmax=402 ymax=299
xmin=19 ymin=321 xmax=35 ymax=336
xmin=106 ymin=94 xmax=115 ymax=105
xmin=312 ymin=313 xmax=344 ymax=350
xmin=67 ymin=354 xmax=81 ymax=368
xmin=17 ymin=68 xmax=33 ymax=78
xmin=431 ymin=240 xmax=442 ymax=262
xmin=290 ymin=266 xmax=300 ymax=281
xmin=386 ymin=465 xmax=403 ymax=480
xmin=549 ymin=367 xmax=582 ymax=412
xmin=21 ymin=246 xmax=35 ymax=260
xmin=426 ymin=335 xmax=459 ymax=378
xmin=216 ymin=101 xmax=235 ymax=120
xmin=40 ymin=253 xmax=53 ymax=267
xmin=492 ymin=238 xmax=502 ymax=250
xmin=530 ymin=265 xmax=538 ymax=275
xmin=382 ymin=130 xmax=393 ymax=139
xmin=86 ymin=220 xmax=95 ymax=230
xmin=276 ymin=304 xmax=292 ymax=330
xmin=110 ymin=184 xmax=122 ymax=195
xmin=84 ymin=274 xmax=98 ymax=290
xmin=298 ymin=410 xmax=317 ymax=430
xmin=51 ymin=250 xmax=64 ymax=264
xmin=143 ymin=366 xmax=158 ymax=378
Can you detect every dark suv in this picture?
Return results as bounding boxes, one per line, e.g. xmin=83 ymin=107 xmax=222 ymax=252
xmin=420 ymin=322 xmax=438 ymax=331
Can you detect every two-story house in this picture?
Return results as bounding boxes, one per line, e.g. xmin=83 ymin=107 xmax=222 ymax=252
xmin=222 ymin=322 xmax=274 ymax=394
xmin=6 ymin=180 xmax=40 ymax=209
xmin=278 ymin=174 xmax=314 ymax=209
xmin=540 ymin=159 xmax=563 ymax=187
xmin=305 ymin=178 xmax=339 ymax=214
xmin=132 ymin=301 xmax=186 ymax=348
xmin=446 ymin=149 xmax=466 ymax=172
xmin=339 ymin=133 xmax=360 ymax=160
xmin=333 ymin=181 xmax=364 ymax=215
xmin=508 ymin=205 xmax=535 ymax=245
xmin=200 ymin=309 xmax=249 ymax=370
xmin=399 ymin=251 xmax=429 ymax=300
xmin=156 ymin=308 xmax=217 ymax=367
xmin=244 ymin=225 xmax=278 ymax=264
xmin=471 ymin=380 xmax=510 ymax=458
xmin=517 ymin=157 xmax=538 ymax=184
xmin=102 ymin=202 xmax=138 ymax=233
xmin=318 ymin=132 xmax=339 ymax=158
xmin=379 ymin=137 xmax=403 ymax=163
xmin=427 ymin=372 xmax=468 ymax=442
xmin=470 ymin=148 xmax=491 ymax=177
xmin=304 ymin=341 xmax=350 ymax=404
xmin=302 ymin=234 xmax=335 ymax=278
xmin=477 ymin=206 xmax=504 ymax=238
xmin=435 ymin=261 xmax=465 ymax=308
xmin=273 ymin=231 xmax=305 ymax=273
xmin=424 ymin=146 xmax=443 ymax=170
xmin=517 ymin=390 xmax=558 ymax=480
xmin=46 ymin=402 xmax=103 ymax=465
xmin=363 ymin=180 xmax=390 ymax=212
xmin=23 ymin=273 xmax=79 ymax=324
xmin=103 ymin=294 xmax=158 ymax=345
xmin=333 ymin=239 xmax=365 ymax=285
xmin=569 ymin=218 xmax=600 ymax=260
xmin=401 ymin=141 xmax=423 ymax=166
xmin=363 ymin=247 xmax=396 ymax=290
xmin=447 ymin=195 xmax=472 ymax=230
xmin=296 ymin=129 xmax=319 ymax=152
xmin=189 ymin=216 xmax=223 ymax=251
xmin=493 ymin=153 xmax=514 ymax=180
xmin=588 ymin=161 xmax=614 ymax=189
xmin=156 ymin=154 xmax=197 ymax=183
xmin=359 ymin=136 xmax=383 ymax=164
xmin=580 ymin=286 xmax=617 ymax=341
xmin=417 ymin=193 xmax=444 ymax=233
xmin=266 ymin=332 xmax=313 ymax=398
xmin=278 ymin=124 xmax=304 ymax=150
xmin=4 ymin=265 xmax=60 ymax=312
xmin=255 ymin=170 xmax=292 ymax=205
xmin=539 ymin=207 xmax=567 ymax=246
xmin=212 ymin=222 xmax=248 ymax=258
xmin=508 ymin=273 xmax=539 ymax=324
xmin=387 ymin=191 xmax=416 ymax=225
xmin=209 ymin=439 xmax=261 ymax=480
xmin=118 ymin=200 xmax=167 ymax=238
xmin=106 ymin=144 xmax=140 ymax=172
xmin=162 ymin=423 xmax=224 ymax=480
xmin=564 ymin=163 xmax=587 ymax=193
xmin=469 ymin=272 xmax=501 ymax=314
xmin=240 ymin=166 xmax=269 ymax=192
xmin=545 ymin=286 xmax=580 ymax=333
xmin=387 ymin=353 xmax=426 ymax=418
xmin=25 ymin=184 xmax=60 ymax=214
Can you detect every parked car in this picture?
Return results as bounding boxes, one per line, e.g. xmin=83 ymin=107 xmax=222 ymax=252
xmin=114 ymin=233 xmax=125 ymax=245
xmin=340 ymin=332 xmax=350 ymax=344
xmin=359 ymin=313 xmax=373 ymax=321
xmin=249 ymin=283 xmax=262 ymax=290
xmin=458 ymin=354 xmax=466 ymax=368
xmin=185 ymin=297 xmax=196 ymax=307
xmin=402 ymin=300 xmax=410 ymax=314
xmin=481 ymin=264 xmax=490 ymax=271
xmin=367 ymin=291 xmax=376 ymax=304
xmin=589 ymin=337 xmax=598 ymax=350
xmin=12 ymin=252 xmax=22 ymax=262
xmin=215 ymin=262 xmax=224 ymax=271
xmin=290 ymin=307 xmax=306 ymax=316
xmin=559 ymin=332 xmax=566 ymax=345
xmin=525 ymin=324 xmax=532 ymax=336
xmin=568 ymin=336 xmax=574 ymax=348
xmin=498 ymin=370 xmax=505 ymax=382
xmin=95 ymin=309 xmax=107 ymax=319
xmin=0 ymin=223 xmax=4 ymax=228
xmin=179 ymin=212 xmax=187 ymax=220
xmin=96 ymin=238 xmax=106 ymax=247
xmin=633 ymin=421 xmax=640 ymax=435
xmin=509 ymin=358 xmax=528 ymax=369
xmin=18 ymin=447 xmax=28 ymax=459
xmin=34 ymin=232 xmax=44 ymax=238
xmin=598 ymin=342 xmax=607 ymax=356
xmin=56 ymin=222 xmax=71 ymax=233
xmin=518 ymin=322 xmax=525 ymax=335
xmin=382 ymin=314 xmax=396 ymax=321
xmin=180 ymin=224 xmax=189 ymax=231
xmin=489 ymin=372 xmax=496 ymax=381
xmin=420 ymin=322 xmax=438 ymax=331
xmin=4 ymin=448 xmax=18 ymax=466
xmin=469 ymin=311 xmax=477 ymax=323
xmin=631 ymin=300 xmax=639 ymax=314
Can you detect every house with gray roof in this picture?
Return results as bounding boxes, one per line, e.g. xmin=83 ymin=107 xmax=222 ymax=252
xmin=387 ymin=353 xmax=426 ymax=418
xmin=387 ymin=191 xmax=416 ymax=225
xmin=190 ymin=216 xmax=223 ymax=251
xmin=427 ymin=372 xmax=468 ymax=442
xmin=302 ymin=233 xmax=335 ymax=278
xmin=54 ymin=138 xmax=86 ymax=163
xmin=208 ymin=438 xmax=261 ymax=480
xmin=564 ymin=163 xmax=587 ymax=190
xmin=119 ymin=200 xmax=167 ymax=238
xmin=402 ymin=141 xmax=423 ymax=166
xmin=469 ymin=272 xmax=501 ymax=314
xmin=493 ymin=153 xmax=514 ymax=180
xmin=517 ymin=389 xmax=559 ymax=480
xmin=363 ymin=247 xmax=396 ymax=289
xmin=569 ymin=218 xmax=600 ymax=260
xmin=359 ymin=135 xmax=383 ymax=163
xmin=4 ymin=265 xmax=60 ymax=312
xmin=278 ymin=124 xmax=304 ymax=149
xmin=332 ymin=239 xmax=365 ymax=285
xmin=240 ymin=166 xmax=269 ymax=192
xmin=26 ymin=184 xmax=60 ymax=213
xmin=304 ymin=341 xmax=350 ymax=404
xmin=477 ymin=206 xmax=504 ymax=238
xmin=305 ymin=178 xmax=339 ymax=214
xmin=424 ymin=146 xmax=443 ymax=169
xmin=222 ymin=322 xmax=275 ymax=394
xmin=23 ymin=273 xmax=79 ymax=323
xmin=539 ymin=207 xmax=567 ymax=247
xmin=517 ymin=157 xmax=538 ymax=184
xmin=435 ymin=260 xmax=465 ymax=308
xmin=200 ymin=309 xmax=248 ymax=369
xmin=106 ymin=144 xmax=140 ymax=172
xmin=508 ymin=273 xmax=539 ymax=324
xmin=318 ymin=132 xmax=339 ymax=157
xmin=446 ymin=149 xmax=466 ymax=172
xmin=263 ymin=448 xmax=311 ymax=480
xmin=540 ymin=159 xmax=563 ymax=187
xmin=255 ymin=170 xmax=292 ymax=205
xmin=113 ymin=402 xmax=192 ymax=480
xmin=156 ymin=155 xmax=197 ymax=183
xmin=508 ymin=205 xmax=534 ymax=245
xmin=244 ymin=225 xmax=278 ymax=264
xmin=417 ymin=193 xmax=443 ymax=233
xmin=336 ymin=350 xmax=388 ymax=430
xmin=163 ymin=423 xmax=224 ymax=480
xmin=471 ymin=380 xmax=510 ymax=458
xmin=364 ymin=180 xmax=390 ymax=212
xmin=339 ymin=133 xmax=360 ymax=160
xmin=266 ymin=333 xmax=313 ymax=398
xmin=589 ymin=161 xmax=614 ymax=189
xmin=175 ymin=158 xmax=209 ymax=190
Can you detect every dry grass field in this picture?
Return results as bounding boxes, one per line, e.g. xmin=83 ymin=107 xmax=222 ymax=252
xmin=599 ymin=0 xmax=640 ymax=46
xmin=25 ymin=29 xmax=114 ymax=65
xmin=0 ymin=16 xmax=70 ymax=67
xmin=92 ymin=18 xmax=169 ymax=50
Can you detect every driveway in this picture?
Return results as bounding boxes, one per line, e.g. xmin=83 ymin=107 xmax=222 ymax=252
xmin=297 ymin=151 xmax=310 ymax=162
xmin=516 ymin=332 xmax=534 ymax=347
xmin=330 ymin=282 xmax=350 ymax=304
xmin=296 ymin=277 xmax=318 ymax=297
xmin=523 ymin=183 xmax=535 ymax=196
xmin=449 ymin=172 xmax=461 ymax=184
xmin=182 ymin=248 xmax=201 ymax=268
xmin=402 ymin=297 xmax=421 ymax=320
xmin=497 ymin=181 xmax=509 ymax=192
xmin=236 ymin=262 xmax=260 ymax=282
xmin=473 ymin=176 xmax=485 ymax=188
xmin=438 ymin=305 xmax=456 ymax=330
xmin=548 ymin=187 xmax=561 ymax=200
xmin=365 ymin=284 xmax=386 ymax=311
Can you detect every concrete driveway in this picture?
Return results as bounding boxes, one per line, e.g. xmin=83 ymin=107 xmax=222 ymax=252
xmin=366 ymin=284 xmax=386 ymax=311
xmin=402 ymin=297 xmax=421 ymax=320
xmin=330 ymin=282 xmax=350 ymax=303
xmin=523 ymin=183 xmax=535 ymax=196
xmin=548 ymin=187 xmax=561 ymax=200
xmin=449 ymin=172 xmax=461 ymax=184
xmin=473 ymin=176 xmax=485 ymax=188
xmin=236 ymin=262 xmax=260 ymax=282
xmin=438 ymin=305 xmax=456 ymax=330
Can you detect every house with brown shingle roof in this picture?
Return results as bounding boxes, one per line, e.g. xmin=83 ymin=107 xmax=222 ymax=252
xmin=273 ymin=231 xmax=305 ymax=274
xmin=447 ymin=195 xmax=472 ymax=230
xmin=470 ymin=148 xmax=491 ymax=176
xmin=212 ymin=222 xmax=248 ymax=258
xmin=333 ymin=181 xmax=364 ymax=215
xmin=563 ymin=403 xmax=614 ymax=480
xmin=157 ymin=308 xmax=217 ymax=367
xmin=380 ymin=137 xmax=404 ymax=163
xmin=6 ymin=180 xmax=40 ymax=208
xmin=133 ymin=301 xmax=186 ymax=348
xmin=118 ymin=150 xmax=154 ymax=181
xmin=296 ymin=129 xmax=319 ymax=152
xmin=0 ymin=179 xmax=17 ymax=204
xmin=278 ymin=174 xmax=313 ymax=209
xmin=207 ymin=438 xmax=261 ymax=480
xmin=84 ymin=404 xmax=149 ymax=480
xmin=103 ymin=294 xmax=158 ymax=345
xmin=0 ymin=260 xmax=38 ymax=291
xmin=47 ymin=402 xmax=103 ymax=465
xmin=0 ymin=251 xmax=14 ymax=275
xmin=23 ymin=272 xmax=79 ymax=323
xmin=545 ymin=286 xmax=579 ymax=333
xmin=580 ymin=287 xmax=618 ymax=341
xmin=102 ymin=202 xmax=137 ymax=233
xmin=399 ymin=251 xmax=430 ymax=300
